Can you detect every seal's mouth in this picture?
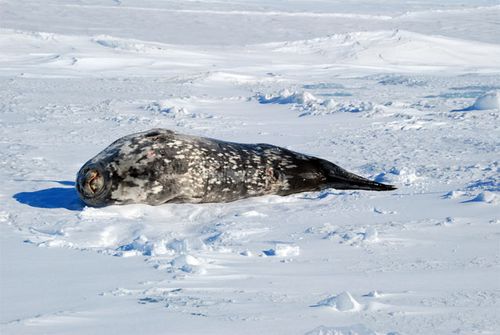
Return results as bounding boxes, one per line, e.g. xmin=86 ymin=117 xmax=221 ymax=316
xmin=76 ymin=164 xmax=109 ymax=204
xmin=84 ymin=169 xmax=104 ymax=195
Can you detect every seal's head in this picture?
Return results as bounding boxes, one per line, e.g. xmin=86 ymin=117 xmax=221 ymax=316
xmin=76 ymin=163 xmax=112 ymax=207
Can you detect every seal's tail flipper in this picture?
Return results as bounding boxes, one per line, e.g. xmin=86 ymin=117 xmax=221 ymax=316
xmin=327 ymin=174 xmax=396 ymax=191
xmin=320 ymin=160 xmax=396 ymax=191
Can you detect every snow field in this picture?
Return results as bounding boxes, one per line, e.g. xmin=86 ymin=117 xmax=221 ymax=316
xmin=1 ymin=1 xmax=499 ymax=334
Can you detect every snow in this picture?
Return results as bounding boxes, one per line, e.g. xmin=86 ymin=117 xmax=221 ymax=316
xmin=469 ymin=91 xmax=500 ymax=111
xmin=263 ymin=244 xmax=300 ymax=257
xmin=314 ymin=291 xmax=363 ymax=312
xmin=305 ymin=324 xmax=378 ymax=335
xmin=256 ymin=89 xmax=378 ymax=116
xmin=467 ymin=191 xmax=498 ymax=204
xmin=1 ymin=1 xmax=500 ymax=334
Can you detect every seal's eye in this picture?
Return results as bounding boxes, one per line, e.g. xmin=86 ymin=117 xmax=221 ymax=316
xmin=83 ymin=169 xmax=104 ymax=196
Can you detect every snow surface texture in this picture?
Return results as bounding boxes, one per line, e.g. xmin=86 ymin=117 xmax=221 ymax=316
xmin=1 ymin=1 xmax=499 ymax=334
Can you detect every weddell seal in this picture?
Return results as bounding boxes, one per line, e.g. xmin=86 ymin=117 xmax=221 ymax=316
xmin=76 ymin=129 xmax=396 ymax=206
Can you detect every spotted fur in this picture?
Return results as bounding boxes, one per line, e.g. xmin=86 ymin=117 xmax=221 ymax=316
xmin=76 ymin=129 xmax=395 ymax=206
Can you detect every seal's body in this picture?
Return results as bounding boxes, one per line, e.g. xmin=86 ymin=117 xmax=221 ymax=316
xmin=76 ymin=129 xmax=395 ymax=206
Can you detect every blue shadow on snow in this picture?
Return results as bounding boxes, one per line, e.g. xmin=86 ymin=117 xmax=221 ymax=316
xmin=13 ymin=179 xmax=76 ymax=187
xmin=14 ymin=185 xmax=84 ymax=211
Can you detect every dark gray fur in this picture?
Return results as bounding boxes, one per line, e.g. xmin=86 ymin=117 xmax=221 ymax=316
xmin=76 ymin=129 xmax=395 ymax=206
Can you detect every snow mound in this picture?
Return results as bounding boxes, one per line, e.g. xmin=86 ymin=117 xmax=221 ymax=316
xmin=93 ymin=35 xmax=167 ymax=54
xmin=171 ymin=254 xmax=207 ymax=274
xmin=263 ymin=243 xmax=300 ymax=257
xmin=467 ymin=191 xmax=498 ymax=204
xmin=256 ymin=89 xmax=377 ymax=116
xmin=143 ymin=101 xmax=211 ymax=119
xmin=442 ymin=190 xmax=467 ymax=199
xmin=374 ymin=74 xmax=427 ymax=87
xmin=364 ymin=290 xmax=382 ymax=298
xmin=235 ymin=210 xmax=267 ymax=218
xmin=92 ymin=35 xmax=185 ymax=56
xmin=311 ymin=225 xmax=382 ymax=246
xmin=0 ymin=29 xmax=216 ymax=77
xmin=314 ymin=291 xmax=363 ymax=311
xmin=468 ymin=91 xmax=500 ymax=111
xmin=363 ymin=227 xmax=379 ymax=242
xmin=271 ymin=30 xmax=500 ymax=70
xmin=0 ymin=211 xmax=11 ymax=223
xmin=115 ymin=236 xmax=181 ymax=257
xmin=374 ymin=167 xmax=419 ymax=186
xmin=257 ymin=89 xmax=317 ymax=105
xmin=305 ymin=324 xmax=377 ymax=335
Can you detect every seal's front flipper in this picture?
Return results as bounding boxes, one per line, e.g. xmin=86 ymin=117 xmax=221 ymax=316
xmin=320 ymin=160 xmax=396 ymax=191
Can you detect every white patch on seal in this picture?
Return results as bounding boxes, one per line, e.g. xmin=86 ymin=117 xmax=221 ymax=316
xmin=151 ymin=184 xmax=163 ymax=194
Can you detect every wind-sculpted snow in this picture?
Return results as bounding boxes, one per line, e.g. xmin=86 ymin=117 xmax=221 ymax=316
xmin=464 ymin=91 xmax=500 ymax=111
xmin=1 ymin=1 xmax=500 ymax=334
xmin=305 ymin=324 xmax=377 ymax=335
xmin=313 ymin=291 xmax=363 ymax=312
xmin=270 ymin=30 xmax=500 ymax=71
xmin=256 ymin=89 xmax=379 ymax=116
xmin=2 ymin=29 xmax=500 ymax=79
